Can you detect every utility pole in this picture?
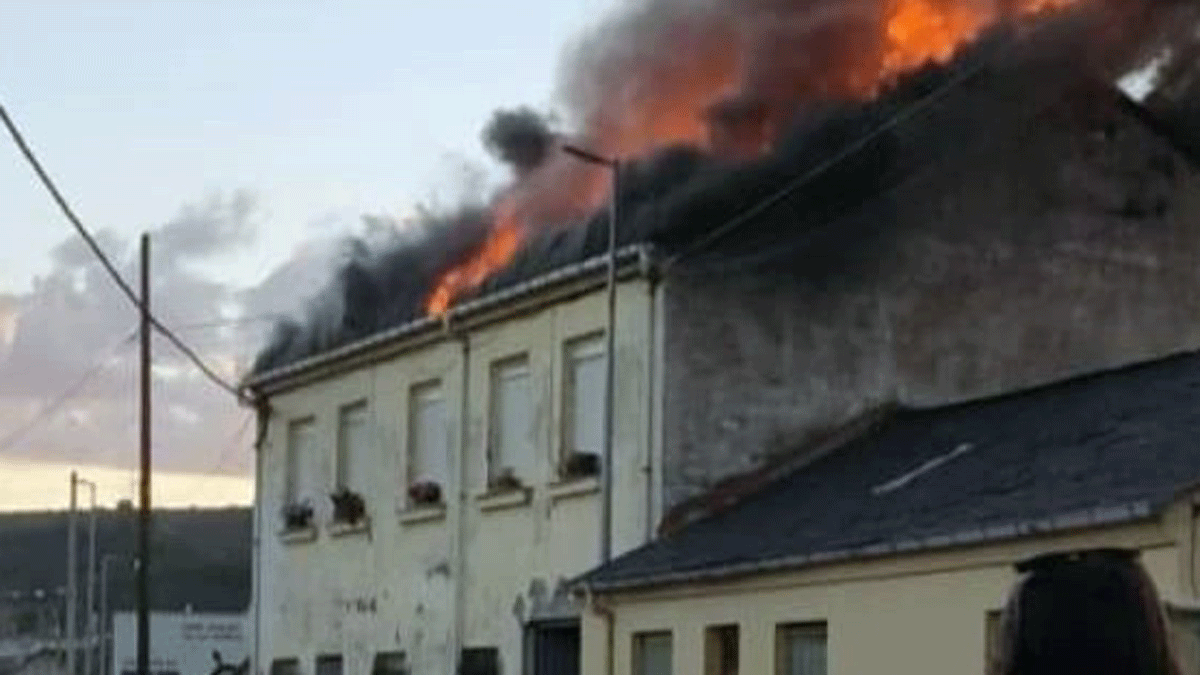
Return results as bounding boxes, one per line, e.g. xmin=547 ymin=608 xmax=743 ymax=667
xmin=79 ymin=479 xmax=98 ymax=675
xmin=67 ymin=472 xmax=79 ymax=675
xmin=137 ymin=233 xmax=151 ymax=675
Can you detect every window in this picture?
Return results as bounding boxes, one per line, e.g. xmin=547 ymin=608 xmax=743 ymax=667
xmin=529 ymin=620 xmax=581 ymax=675
xmin=489 ymin=356 xmax=534 ymax=483
xmin=372 ymin=652 xmax=409 ymax=675
xmin=633 ymin=632 xmax=672 ymax=675
xmin=315 ymin=655 xmax=343 ymax=675
xmin=336 ymin=402 xmax=370 ymax=493
xmin=1166 ymin=605 xmax=1200 ymax=675
xmin=984 ymin=610 xmax=1003 ymax=675
xmin=460 ymin=647 xmax=499 ymax=675
xmin=705 ymin=625 xmax=739 ymax=675
xmin=563 ymin=333 xmax=605 ymax=469
xmin=285 ymin=418 xmax=317 ymax=505
xmin=270 ymin=659 xmax=300 ymax=675
xmin=776 ymin=623 xmax=826 ymax=675
xmin=409 ymin=381 xmax=449 ymax=491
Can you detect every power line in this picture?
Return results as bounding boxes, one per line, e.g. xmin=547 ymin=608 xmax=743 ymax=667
xmin=0 ymin=103 xmax=244 ymax=400
xmin=661 ymin=51 xmax=992 ymax=270
xmin=171 ymin=314 xmax=286 ymax=332
xmin=0 ymin=331 xmax=136 ymax=455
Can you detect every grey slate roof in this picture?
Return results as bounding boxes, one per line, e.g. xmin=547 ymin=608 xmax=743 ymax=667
xmin=581 ymin=351 xmax=1200 ymax=591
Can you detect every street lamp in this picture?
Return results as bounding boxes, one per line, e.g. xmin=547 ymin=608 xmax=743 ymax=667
xmin=560 ymin=142 xmax=619 ymax=564
xmin=67 ymin=474 xmax=98 ymax=675
xmin=79 ymin=478 xmax=98 ymax=675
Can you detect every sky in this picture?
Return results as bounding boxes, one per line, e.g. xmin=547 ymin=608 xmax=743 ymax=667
xmin=0 ymin=0 xmax=618 ymax=511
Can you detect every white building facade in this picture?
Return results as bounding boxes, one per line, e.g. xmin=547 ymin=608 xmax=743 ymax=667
xmin=247 ymin=251 xmax=663 ymax=675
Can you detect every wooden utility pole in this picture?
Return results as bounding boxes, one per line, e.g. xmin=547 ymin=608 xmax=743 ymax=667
xmin=136 ymin=234 xmax=151 ymax=675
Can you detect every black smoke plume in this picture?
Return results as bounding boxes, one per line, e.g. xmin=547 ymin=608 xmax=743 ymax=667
xmin=252 ymin=0 xmax=1195 ymax=375
xmin=483 ymin=108 xmax=556 ymax=177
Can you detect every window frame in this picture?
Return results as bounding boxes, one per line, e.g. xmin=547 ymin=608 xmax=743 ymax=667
xmin=1166 ymin=604 xmax=1200 ymax=675
xmin=270 ymin=659 xmax=300 ymax=675
xmin=371 ymin=651 xmax=409 ymax=675
xmin=407 ymin=379 xmax=449 ymax=495
xmin=632 ymin=630 xmax=673 ymax=675
xmin=315 ymin=654 xmax=343 ymax=675
xmin=284 ymin=417 xmax=316 ymax=506
xmin=335 ymin=400 xmax=369 ymax=493
xmin=460 ymin=647 xmax=501 ymax=675
xmin=488 ymin=353 xmax=534 ymax=484
xmin=560 ymin=331 xmax=606 ymax=472
xmin=705 ymin=624 xmax=739 ymax=675
xmin=775 ymin=621 xmax=827 ymax=675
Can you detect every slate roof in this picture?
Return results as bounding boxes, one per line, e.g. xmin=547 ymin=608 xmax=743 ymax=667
xmin=581 ymin=351 xmax=1200 ymax=591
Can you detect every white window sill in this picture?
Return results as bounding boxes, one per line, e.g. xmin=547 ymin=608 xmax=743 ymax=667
xmin=398 ymin=505 xmax=447 ymax=526
xmin=279 ymin=525 xmax=318 ymax=545
xmin=328 ymin=518 xmax=370 ymax=538
xmin=476 ymin=486 xmax=532 ymax=512
xmin=548 ymin=476 xmax=600 ymax=503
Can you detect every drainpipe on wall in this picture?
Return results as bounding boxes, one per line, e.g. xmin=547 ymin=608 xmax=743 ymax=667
xmin=251 ymin=397 xmax=272 ymax=675
xmin=585 ymin=587 xmax=615 ymax=675
xmin=642 ymin=269 xmax=659 ymax=544
xmin=452 ymin=333 xmax=471 ymax=674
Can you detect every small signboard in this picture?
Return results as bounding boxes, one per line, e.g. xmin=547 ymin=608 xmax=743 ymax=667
xmin=112 ymin=612 xmax=248 ymax=675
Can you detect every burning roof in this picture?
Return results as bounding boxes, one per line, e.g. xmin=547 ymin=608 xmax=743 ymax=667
xmin=251 ymin=0 xmax=1197 ymax=377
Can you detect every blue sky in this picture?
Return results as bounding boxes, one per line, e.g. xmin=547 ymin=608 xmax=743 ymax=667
xmin=1 ymin=0 xmax=616 ymax=291
xmin=0 ymin=0 xmax=618 ymax=509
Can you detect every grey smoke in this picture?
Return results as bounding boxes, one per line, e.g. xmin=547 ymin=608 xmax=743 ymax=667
xmin=254 ymin=206 xmax=492 ymax=370
xmin=253 ymin=0 xmax=1195 ymax=375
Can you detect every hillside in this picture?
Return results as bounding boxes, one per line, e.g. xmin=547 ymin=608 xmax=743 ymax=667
xmin=0 ymin=507 xmax=251 ymax=612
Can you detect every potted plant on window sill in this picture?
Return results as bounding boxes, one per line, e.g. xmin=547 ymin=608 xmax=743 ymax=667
xmin=407 ymin=480 xmax=443 ymax=508
xmin=330 ymin=486 xmax=367 ymax=525
xmin=487 ymin=467 xmax=524 ymax=494
xmin=560 ymin=451 xmax=601 ymax=481
xmin=281 ymin=501 xmax=314 ymax=532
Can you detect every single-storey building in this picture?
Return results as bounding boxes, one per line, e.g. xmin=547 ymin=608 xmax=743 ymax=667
xmin=576 ymin=351 xmax=1200 ymax=675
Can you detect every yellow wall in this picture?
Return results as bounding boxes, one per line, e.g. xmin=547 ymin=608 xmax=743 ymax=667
xmin=586 ymin=519 xmax=1191 ymax=675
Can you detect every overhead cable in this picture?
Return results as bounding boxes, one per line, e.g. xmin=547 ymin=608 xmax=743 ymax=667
xmin=0 ymin=104 xmax=243 ymax=399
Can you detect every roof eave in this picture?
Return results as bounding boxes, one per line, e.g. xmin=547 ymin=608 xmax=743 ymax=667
xmin=242 ymin=244 xmax=657 ymax=397
xmin=582 ymin=500 xmax=1158 ymax=595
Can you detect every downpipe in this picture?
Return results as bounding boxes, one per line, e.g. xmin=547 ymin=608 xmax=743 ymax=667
xmin=251 ymin=397 xmax=272 ymax=675
xmin=451 ymin=330 xmax=471 ymax=674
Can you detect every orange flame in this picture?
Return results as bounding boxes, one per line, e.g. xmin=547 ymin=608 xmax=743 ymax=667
xmin=425 ymin=201 xmax=524 ymax=316
xmin=880 ymin=0 xmax=1083 ymax=82
xmin=426 ymin=0 xmax=1084 ymax=315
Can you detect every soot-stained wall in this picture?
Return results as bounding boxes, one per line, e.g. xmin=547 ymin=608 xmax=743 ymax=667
xmin=659 ymin=78 xmax=1200 ymax=513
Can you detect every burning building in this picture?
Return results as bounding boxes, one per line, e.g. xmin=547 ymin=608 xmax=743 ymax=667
xmin=243 ymin=2 xmax=1200 ymax=675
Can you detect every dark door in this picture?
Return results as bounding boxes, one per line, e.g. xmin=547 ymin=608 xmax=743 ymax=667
xmin=531 ymin=621 xmax=580 ymax=675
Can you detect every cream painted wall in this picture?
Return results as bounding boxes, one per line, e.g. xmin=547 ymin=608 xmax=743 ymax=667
xmin=255 ymin=278 xmax=657 ymax=675
xmin=585 ymin=520 xmax=1192 ymax=675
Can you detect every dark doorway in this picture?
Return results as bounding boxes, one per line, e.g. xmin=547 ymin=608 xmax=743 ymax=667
xmin=528 ymin=620 xmax=580 ymax=675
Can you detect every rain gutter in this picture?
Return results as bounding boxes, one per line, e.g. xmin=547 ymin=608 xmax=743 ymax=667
xmin=242 ymin=245 xmax=655 ymax=396
xmin=582 ymin=500 xmax=1158 ymax=594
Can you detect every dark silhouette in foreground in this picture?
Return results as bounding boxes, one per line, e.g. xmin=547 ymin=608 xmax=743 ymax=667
xmin=993 ymin=548 xmax=1182 ymax=675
